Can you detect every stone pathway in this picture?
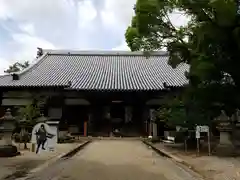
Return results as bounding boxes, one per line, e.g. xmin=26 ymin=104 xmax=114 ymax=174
xmin=26 ymin=140 xmax=203 ymax=180
xmin=152 ymin=142 xmax=240 ymax=180
xmin=0 ymin=143 xmax=81 ymax=180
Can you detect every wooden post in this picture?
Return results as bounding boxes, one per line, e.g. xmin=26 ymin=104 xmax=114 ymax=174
xmin=32 ymin=143 xmax=35 ymax=152
xmin=84 ymin=121 xmax=87 ymax=137
xmin=208 ymin=131 xmax=211 ymax=156
xmin=197 ymin=138 xmax=200 ymax=156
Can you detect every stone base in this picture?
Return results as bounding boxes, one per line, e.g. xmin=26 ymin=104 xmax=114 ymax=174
xmin=214 ymin=143 xmax=236 ymax=157
xmin=0 ymin=145 xmax=20 ymax=157
xmin=212 ymin=131 xmax=237 ymax=156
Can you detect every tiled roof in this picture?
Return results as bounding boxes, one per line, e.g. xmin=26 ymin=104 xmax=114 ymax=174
xmin=0 ymin=50 xmax=189 ymax=91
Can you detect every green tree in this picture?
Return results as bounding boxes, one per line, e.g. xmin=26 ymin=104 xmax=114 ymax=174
xmin=15 ymin=94 xmax=47 ymax=149
xmin=4 ymin=61 xmax=29 ymax=74
xmin=17 ymin=103 xmax=40 ymax=124
xmin=157 ymin=93 xmax=209 ymax=129
xmin=126 ymin=0 xmax=240 ymax=116
xmin=158 ymin=97 xmax=187 ymax=127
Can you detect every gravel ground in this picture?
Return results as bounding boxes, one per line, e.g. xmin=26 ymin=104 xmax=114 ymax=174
xmin=24 ymin=140 xmax=204 ymax=180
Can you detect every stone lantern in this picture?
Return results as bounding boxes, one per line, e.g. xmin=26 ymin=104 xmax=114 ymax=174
xmin=215 ymin=110 xmax=235 ymax=156
xmin=216 ymin=110 xmax=232 ymax=131
xmin=0 ymin=108 xmax=18 ymax=157
xmin=0 ymin=109 xmax=16 ymax=145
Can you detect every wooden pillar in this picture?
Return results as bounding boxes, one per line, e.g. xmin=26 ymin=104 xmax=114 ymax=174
xmin=152 ymin=122 xmax=158 ymax=138
xmin=149 ymin=109 xmax=157 ymax=137
xmin=145 ymin=120 xmax=148 ymax=134
xmin=149 ymin=121 xmax=152 ymax=136
xmin=84 ymin=121 xmax=87 ymax=136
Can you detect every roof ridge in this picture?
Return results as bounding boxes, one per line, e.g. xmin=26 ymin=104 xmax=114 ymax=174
xmin=15 ymin=52 xmax=49 ymax=76
xmin=43 ymin=49 xmax=168 ymax=56
xmin=0 ymin=53 xmax=48 ymax=77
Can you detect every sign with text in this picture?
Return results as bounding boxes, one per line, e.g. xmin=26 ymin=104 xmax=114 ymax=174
xmin=195 ymin=125 xmax=211 ymax=156
xmin=196 ymin=125 xmax=209 ymax=133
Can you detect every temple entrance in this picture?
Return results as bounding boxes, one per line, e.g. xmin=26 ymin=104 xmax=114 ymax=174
xmin=110 ymin=103 xmax=125 ymax=119
xmin=61 ymin=105 xmax=89 ymax=134
xmin=110 ymin=102 xmax=125 ymax=131
xmin=89 ymin=103 xmax=146 ymax=137
xmin=109 ymin=103 xmax=145 ymax=137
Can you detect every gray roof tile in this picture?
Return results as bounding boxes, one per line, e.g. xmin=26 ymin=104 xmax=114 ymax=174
xmin=0 ymin=51 xmax=189 ymax=91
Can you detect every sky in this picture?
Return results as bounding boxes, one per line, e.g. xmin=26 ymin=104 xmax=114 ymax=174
xmin=0 ymin=0 xmax=188 ymax=74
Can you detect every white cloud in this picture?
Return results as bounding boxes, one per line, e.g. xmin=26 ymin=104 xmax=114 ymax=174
xmin=0 ymin=0 xmax=75 ymax=22
xmin=19 ymin=23 xmax=35 ymax=35
xmin=100 ymin=11 xmax=115 ymax=27
xmin=11 ymin=33 xmax=56 ymax=61
xmin=0 ymin=57 xmax=12 ymax=75
xmin=100 ymin=0 xmax=136 ymax=52
xmin=102 ymin=0 xmax=135 ymax=23
xmin=0 ymin=0 xmax=79 ymax=47
xmin=100 ymin=0 xmax=136 ymax=32
xmin=0 ymin=1 xmax=8 ymax=20
xmin=77 ymin=0 xmax=97 ymax=28
xmin=0 ymin=0 xmax=77 ymax=66
xmin=112 ymin=41 xmax=130 ymax=51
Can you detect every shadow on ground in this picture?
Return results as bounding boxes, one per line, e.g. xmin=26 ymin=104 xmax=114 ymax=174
xmin=1 ymin=159 xmax=45 ymax=180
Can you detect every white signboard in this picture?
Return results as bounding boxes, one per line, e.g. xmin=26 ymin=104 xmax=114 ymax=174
xmin=31 ymin=123 xmax=57 ymax=153
xmin=196 ymin=131 xmax=200 ymax=139
xmin=196 ymin=125 xmax=209 ymax=133
xmin=195 ymin=125 xmax=211 ymax=155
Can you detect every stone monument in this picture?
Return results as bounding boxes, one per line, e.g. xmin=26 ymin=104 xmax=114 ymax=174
xmin=215 ymin=110 xmax=235 ymax=156
xmin=0 ymin=109 xmax=19 ymax=157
